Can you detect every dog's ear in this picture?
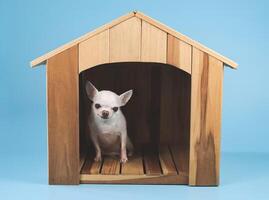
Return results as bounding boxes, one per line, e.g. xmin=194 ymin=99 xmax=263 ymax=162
xmin=119 ymin=90 xmax=133 ymax=106
xmin=86 ymin=81 xmax=98 ymax=101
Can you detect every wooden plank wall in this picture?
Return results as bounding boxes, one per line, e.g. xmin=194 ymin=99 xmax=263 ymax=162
xmin=141 ymin=21 xmax=167 ymax=62
xmin=167 ymin=34 xmax=192 ymax=74
xmin=159 ymin=66 xmax=191 ymax=176
xmin=79 ymin=30 xmax=109 ymax=73
xmin=78 ymin=17 xmax=190 ymax=74
xmin=47 ymin=46 xmax=79 ymax=184
xmin=189 ymin=48 xmax=223 ymax=186
xmin=160 ymin=34 xmax=192 ymax=146
xmin=110 ymin=17 xmax=141 ymax=62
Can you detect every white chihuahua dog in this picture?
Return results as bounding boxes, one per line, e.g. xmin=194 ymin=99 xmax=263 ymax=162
xmin=86 ymin=81 xmax=134 ymax=163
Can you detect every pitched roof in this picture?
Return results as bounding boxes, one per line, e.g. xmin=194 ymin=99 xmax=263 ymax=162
xmin=31 ymin=11 xmax=237 ymax=68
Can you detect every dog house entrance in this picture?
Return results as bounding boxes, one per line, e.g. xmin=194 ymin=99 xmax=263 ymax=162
xmin=79 ymin=62 xmax=191 ymax=184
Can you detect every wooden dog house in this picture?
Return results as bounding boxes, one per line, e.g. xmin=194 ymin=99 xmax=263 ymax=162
xmin=31 ymin=11 xmax=237 ymax=186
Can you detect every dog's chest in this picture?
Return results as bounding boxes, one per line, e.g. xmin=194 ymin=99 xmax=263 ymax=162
xmin=89 ymin=113 xmax=125 ymax=153
xmin=98 ymin=132 xmax=121 ymax=154
xmin=95 ymin=121 xmax=119 ymax=133
xmin=98 ymin=132 xmax=120 ymax=145
xmin=95 ymin=121 xmax=121 ymax=144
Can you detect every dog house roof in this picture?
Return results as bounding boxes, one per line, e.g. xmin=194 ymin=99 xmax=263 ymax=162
xmin=30 ymin=11 xmax=237 ymax=69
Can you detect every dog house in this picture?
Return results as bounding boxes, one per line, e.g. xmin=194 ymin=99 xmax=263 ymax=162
xmin=31 ymin=11 xmax=237 ymax=186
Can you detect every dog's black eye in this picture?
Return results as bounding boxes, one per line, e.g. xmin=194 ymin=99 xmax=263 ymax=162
xmin=95 ymin=103 xmax=101 ymax=109
xmin=112 ymin=107 xmax=118 ymax=112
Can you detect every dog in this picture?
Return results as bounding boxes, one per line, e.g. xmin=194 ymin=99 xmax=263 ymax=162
xmin=86 ymin=81 xmax=134 ymax=163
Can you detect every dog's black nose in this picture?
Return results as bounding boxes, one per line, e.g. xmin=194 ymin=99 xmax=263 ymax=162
xmin=102 ymin=110 xmax=109 ymax=119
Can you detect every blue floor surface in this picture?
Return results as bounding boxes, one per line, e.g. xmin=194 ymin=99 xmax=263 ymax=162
xmin=0 ymin=152 xmax=268 ymax=200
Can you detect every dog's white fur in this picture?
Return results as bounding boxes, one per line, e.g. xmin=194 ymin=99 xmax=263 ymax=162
xmin=86 ymin=81 xmax=134 ymax=163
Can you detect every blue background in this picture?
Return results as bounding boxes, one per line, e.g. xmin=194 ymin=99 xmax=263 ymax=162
xmin=0 ymin=0 xmax=268 ymax=199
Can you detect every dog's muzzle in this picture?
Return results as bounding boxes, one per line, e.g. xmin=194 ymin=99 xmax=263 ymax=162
xmin=101 ymin=110 xmax=109 ymax=119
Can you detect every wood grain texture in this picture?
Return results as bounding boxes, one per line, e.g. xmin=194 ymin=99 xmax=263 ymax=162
xmin=159 ymin=65 xmax=191 ymax=151
xmin=170 ymin=146 xmax=189 ymax=176
xmin=81 ymin=155 xmax=102 ymax=175
xmin=109 ymin=17 xmax=141 ymax=62
xmin=189 ymin=47 xmax=223 ymax=186
xmin=80 ymin=174 xmax=188 ymax=184
xmin=47 ymin=46 xmax=79 ymax=184
xmin=149 ymin=64 xmax=161 ymax=150
xmin=141 ymin=20 xmax=167 ymax=63
xmin=121 ymin=153 xmax=144 ymax=175
xmin=101 ymin=157 xmax=121 ymax=175
xmin=80 ymin=154 xmax=86 ymax=172
xmin=167 ymin=34 xmax=192 ymax=74
xmin=159 ymin=146 xmax=177 ymax=175
xmin=79 ymin=72 xmax=92 ymax=171
xmin=125 ymin=63 xmax=151 ymax=145
xmin=80 ymin=144 xmax=188 ymax=184
xmin=144 ymin=151 xmax=162 ymax=175
xmin=79 ymin=30 xmax=109 ymax=72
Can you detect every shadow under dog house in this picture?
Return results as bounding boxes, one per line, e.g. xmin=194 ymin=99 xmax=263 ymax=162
xmin=31 ymin=11 xmax=237 ymax=186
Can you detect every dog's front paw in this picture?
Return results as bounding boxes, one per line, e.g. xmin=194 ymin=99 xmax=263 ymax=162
xmin=120 ymin=156 xmax=128 ymax=163
xmin=94 ymin=155 xmax=102 ymax=162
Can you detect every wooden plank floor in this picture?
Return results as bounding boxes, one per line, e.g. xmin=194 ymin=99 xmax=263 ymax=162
xmin=80 ymin=146 xmax=189 ymax=184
